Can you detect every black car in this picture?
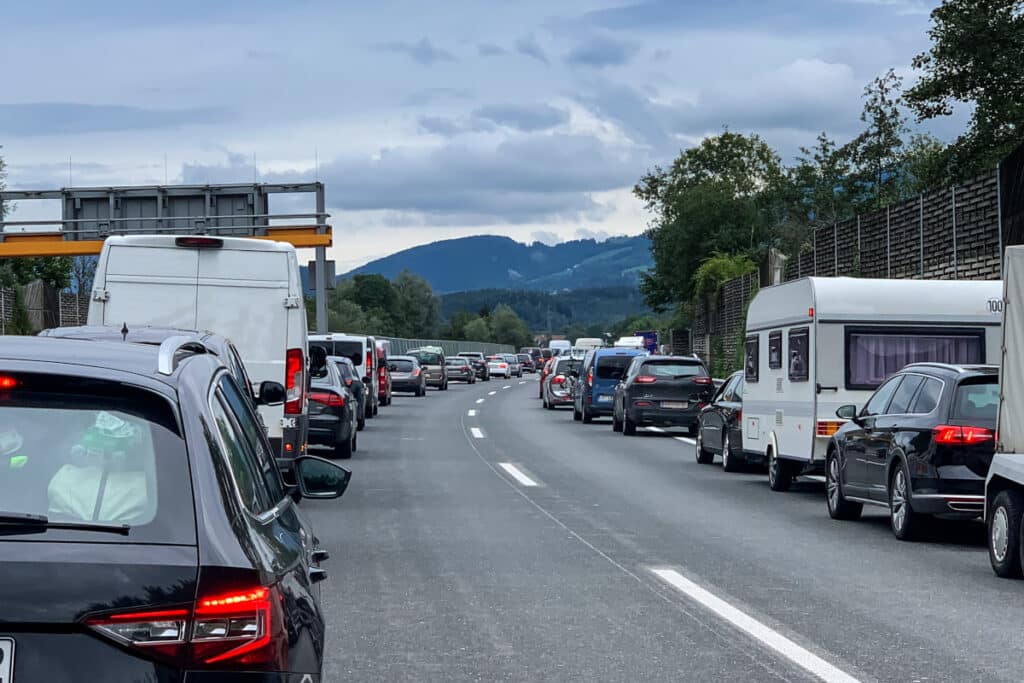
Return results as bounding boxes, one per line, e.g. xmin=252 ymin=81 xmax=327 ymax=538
xmin=445 ymin=357 xmax=476 ymax=383
xmin=696 ymin=370 xmax=756 ymax=471
xmin=458 ymin=352 xmax=491 ymax=381
xmin=0 ymin=335 xmax=350 ymax=680
xmin=826 ymin=362 xmax=999 ymax=540
xmin=309 ymin=359 xmax=359 ymax=458
xmin=612 ymin=355 xmax=714 ymax=435
xmin=517 ymin=354 xmax=536 ymax=373
xmin=331 ymin=355 xmax=367 ymax=430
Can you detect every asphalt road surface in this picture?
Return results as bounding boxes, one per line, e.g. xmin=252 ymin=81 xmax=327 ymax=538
xmin=303 ymin=377 xmax=1024 ymax=682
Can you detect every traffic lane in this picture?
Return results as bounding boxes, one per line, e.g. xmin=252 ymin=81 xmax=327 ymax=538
xmin=475 ymin=382 xmax=1024 ymax=682
xmin=303 ymin=379 xmax=799 ymax=682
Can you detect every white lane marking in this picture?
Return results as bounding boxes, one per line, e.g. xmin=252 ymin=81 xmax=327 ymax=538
xmin=503 ymin=385 xmax=512 ymax=389
xmin=675 ymin=436 xmax=696 ymax=445
xmin=519 ymin=381 xmax=526 ymax=385
xmin=804 ymin=475 xmax=827 ymax=483
xmin=488 ymin=391 xmax=497 ymax=396
xmin=498 ymin=462 xmax=538 ymax=487
xmin=650 ymin=568 xmax=860 ymax=683
xmin=646 ymin=426 xmax=666 ymax=433
xmin=470 ymin=427 xmax=486 ymax=439
xmin=467 ymin=409 xmax=477 ymax=417
xmin=476 ymin=398 xmax=485 ymax=404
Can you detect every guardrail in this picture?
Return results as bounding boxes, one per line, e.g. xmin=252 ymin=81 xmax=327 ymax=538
xmin=374 ymin=336 xmax=515 ymax=356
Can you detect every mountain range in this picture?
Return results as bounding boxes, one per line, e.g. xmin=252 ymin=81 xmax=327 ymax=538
xmin=335 ymin=234 xmax=652 ymax=294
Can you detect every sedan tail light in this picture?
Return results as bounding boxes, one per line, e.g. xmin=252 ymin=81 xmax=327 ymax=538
xmin=635 ymin=375 xmax=657 ymax=384
xmin=86 ymin=585 xmax=287 ymax=671
xmin=309 ymin=391 xmax=345 ymax=407
xmin=412 ymin=368 xmax=421 ymax=377
xmin=284 ymin=348 xmax=305 ymax=415
xmin=693 ymin=376 xmax=713 ymax=385
xmin=934 ymin=425 xmax=994 ymax=445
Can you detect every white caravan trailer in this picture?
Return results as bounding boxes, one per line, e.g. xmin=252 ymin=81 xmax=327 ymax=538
xmin=613 ymin=336 xmax=646 ymax=349
xmin=744 ymin=276 xmax=1003 ymax=492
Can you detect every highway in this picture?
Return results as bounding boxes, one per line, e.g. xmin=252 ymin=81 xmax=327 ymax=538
xmin=304 ymin=377 xmax=1024 ymax=682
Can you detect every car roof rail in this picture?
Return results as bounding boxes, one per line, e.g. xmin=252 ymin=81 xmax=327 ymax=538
xmin=902 ymin=361 xmax=967 ymax=373
xmin=157 ymin=335 xmax=208 ymax=375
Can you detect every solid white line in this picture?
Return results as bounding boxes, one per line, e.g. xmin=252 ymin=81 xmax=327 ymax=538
xmin=650 ymin=568 xmax=860 ymax=683
xmin=467 ymin=409 xmax=477 ymax=417
xmin=503 ymin=385 xmax=512 ymax=389
xmin=646 ymin=426 xmax=666 ymax=433
xmin=498 ymin=462 xmax=538 ymax=487
xmin=476 ymin=398 xmax=485 ymax=404
xmin=470 ymin=427 xmax=485 ymax=439
xmin=805 ymin=475 xmax=827 ymax=483
xmin=488 ymin=391 xmax=497 ymax=396
xmin=675 ymin=436 xmax=696 ymax=445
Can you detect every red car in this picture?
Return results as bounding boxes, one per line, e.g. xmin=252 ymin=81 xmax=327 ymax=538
xmin=538 ymin=357 xmax=556 ymax=398
xmin=377 ymin=346 xmax=392 ymax=406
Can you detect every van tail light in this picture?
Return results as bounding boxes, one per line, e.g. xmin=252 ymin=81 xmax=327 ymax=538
xmin=636 ymin=375 xmax=657 ymax=384
xmin=284 ymin=348 xmax=305 ymax=415
xmin=365 ymin=351 xmax=373 ymax=373
xmin=85 ymin=585 xmax=287 ymax=671
xmin=587 ymin=368 xmax=593 ymax=385
xmin=736 ymin=409 xmax=742 ymax=422
xmin=175 ymin=236 xmax=223 ymax=249
xmin=694 ymin=376 xmax=713 ymax=385
xmin=816 ymin=420 xmax=844 ymax=437
xmin=934 ymin=425 xmax=994 ymax=445
xmin=309 ymin=391 xmax=344 ymax=408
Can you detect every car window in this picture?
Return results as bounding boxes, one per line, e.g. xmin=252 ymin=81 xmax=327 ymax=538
xmin=910 ymin=378 xmax=943 ymax=414
xmin=226 ymin=344 xmax=255 ymax=398
xmin=719 ymin=375 xmax=740 ymax=402
xmin=412 ymin=351 xmax=442 ymax=365
xmin=311 ymin=361 xmax=340 ymax=389
xmin=210 ymin=390 xmax=274 ymax=514
xmin=333 ymin=360 xmax=354 ymax=380
xmin=391 ymin=359 xmax=415 ymax=372
xmin=952 ymin=379 xmax=999 ymax=421
xmin=734 ymin=376 xmax=744 ymax=400
xmin=219 ymin=376 xmax=285 ymax=504
xmin=862 ymin=376 xmax=903 ymax=417
xmin=886 ymin=375 xmax=924 ymax=415
xmin=596 ymin=355 xmax=634 ymax=380
xmin=640 ymin=361 xmax=707 ymax=378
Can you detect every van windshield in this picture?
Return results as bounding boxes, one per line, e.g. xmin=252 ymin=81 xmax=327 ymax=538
xmin=313 ymin=340 xmax=364 ymax=366
xmin=596 ymin=356 xmax=634 ymax=380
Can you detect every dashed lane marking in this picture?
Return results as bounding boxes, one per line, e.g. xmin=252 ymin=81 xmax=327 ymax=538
xmin=488 ymin=391 xmax=497 ymax=396
xmin=675 ymin=436 xmax=696 ymax=445
xmin=498 ymin=462 xmax=538 ymax=487
xmin=476 ymin=398 xmax=485 ymax=404
xmin=503 ymin=385 xmax=512 ymax=389
xmin=470 ymin=427 xmax=486 ymax=439
xmin=467 ymin=409 xmax=477 ymax=417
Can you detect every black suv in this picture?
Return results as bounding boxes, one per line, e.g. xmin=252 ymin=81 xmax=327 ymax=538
xmin=0 ymin=336 xmax=350 ymax=680
xmin=826 ymin=363 xmax=998 ymax=540
xmin=611 ymin=355 xmax=714 ymax=435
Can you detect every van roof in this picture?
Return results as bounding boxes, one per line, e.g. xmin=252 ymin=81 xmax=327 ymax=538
xmin=747 ymin=276 xmax=1002 ymax=331
xmin=103 ymin=234 xmax=296 ymax=254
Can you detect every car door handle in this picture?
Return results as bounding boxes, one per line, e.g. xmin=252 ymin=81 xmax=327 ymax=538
xmin=311 ymin=549 xmax=330 ymax=563
xmin=309 ymin=567 xmax=328 ymax=584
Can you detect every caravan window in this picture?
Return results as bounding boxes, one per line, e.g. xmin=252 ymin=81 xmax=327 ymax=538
xmin=845 ymin=328 xmax=984 ymax=390
xmin=768 ymin=332 xmax=782 ymax=369
xmin=788 ymin=328 xmax=810 ymax=382
xmin=744 ymin=336 xmax=759 ymax=383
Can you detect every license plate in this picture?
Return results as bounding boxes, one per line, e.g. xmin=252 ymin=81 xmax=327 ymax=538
xmin=0 ymin=638 xmax=14 ymax=683
xmin=597 ymin=395 xmax=612 ymax=403
xmin=662 ymin=401 xmax=688 ymax=409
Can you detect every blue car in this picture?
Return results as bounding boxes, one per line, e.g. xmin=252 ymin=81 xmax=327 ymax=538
xmin=573 ymin=347 xmax=648 ymax=423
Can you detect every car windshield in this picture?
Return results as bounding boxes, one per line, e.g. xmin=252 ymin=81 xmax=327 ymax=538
xmin=446 ymin=359 xmax=467 ymax=366
xmin=391 ymin=359 xmax=415 ymax=373
xmin=555 ymin=359 xmax=580 ymax=374
xmin=411 ymin=351 xmax=442 ymax=365
xmin=596 ymin=356 xmax=634 ymax=380
xmin=641 ymin=361 xmax=707 ymax=378
xmin=313 ymin=340 xmax=364 ymax=367
xmin=333 ymin=361 xmax=353 ymax=380
xmin=0 ymin=375 xmax=193 ymax=544
xmin=952 ymin=379 xmax=999 ymax=421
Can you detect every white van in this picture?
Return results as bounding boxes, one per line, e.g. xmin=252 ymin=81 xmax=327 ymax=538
xmin=548 ymin=340 xmax=572 ymax=356
xmin=744 ymin=276 xmax=1003 ymax=492
xmin=88 ymin=235 xmax=310 ymax=471
xmin=574 ymin=337 xmax=603 ymax=351
xmin=308 ymin=333 xmax=380 ymax=417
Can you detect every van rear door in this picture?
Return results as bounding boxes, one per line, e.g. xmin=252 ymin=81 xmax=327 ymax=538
xmin=99 ymin=244 xmax=199 ymax=328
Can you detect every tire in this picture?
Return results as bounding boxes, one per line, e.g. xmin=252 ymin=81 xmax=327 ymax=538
xmin=622 ymin=411 xmax=636 ymax=435
xmin=357 ymin=417 xmax=365 ymax=431
xmin=889 ymin=461 xmax=926 ymax=541
xmin=989 ymin=490 xmax=1024 ymax=578
xmin=372 ymin=401 xmax=379 ymax=416
xmin=826 ymin=452 xmax=862 ymax=520
xmin=352 ymin=430 xmax=358 ymax=453
xmin=334 ymin=431 xmax=354 ymax=459
xmin=612 ymin=403 xmax=623 ymax=432
xmin=722 ymin=429 xmax=742 ymax=473
xmin=573 ymin=403 xmax=582 ymax=421
xmin=582 ymin=405 xmax=593 ymax=424
xmin=768 ymin=451 xmax=794 ymax=492
xmin=695 ymin=426 xmax=714 ymax=464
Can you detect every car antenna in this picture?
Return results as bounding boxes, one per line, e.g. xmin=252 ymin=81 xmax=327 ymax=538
xmin=121 ymin=322 xmax=129 ymax=342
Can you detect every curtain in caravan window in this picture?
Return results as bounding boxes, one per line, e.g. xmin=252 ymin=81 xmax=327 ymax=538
xmin=847 ymin=332 xmax=983 ymax=388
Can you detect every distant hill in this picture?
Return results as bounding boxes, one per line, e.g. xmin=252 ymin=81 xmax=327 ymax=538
xmin=336 ymin=234 xmax=652 ymax=294
xmin=440 ymin=286 xmax=649 ymax=330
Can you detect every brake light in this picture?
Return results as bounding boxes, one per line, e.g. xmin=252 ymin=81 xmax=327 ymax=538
xmin=587 ymin=368 xmax=593 ymax=384
xmin=0 ymin=376 xmax=17 ymax=389
xmin=86 ymin=585 xmax=287 ymax=671
xmin=412 ymin=368 xmax=421 ymax=377
xmin=499 ymin=363 xmax=507 ymax=369
xmin=636 ymin=375 xmax=657 ymax=384
xmin=934 ymin=425 xmax=994 ymax=445
xmin=816 ymin=420 xmax=843 ymax=437
xmin=366 ymin=350 xmax=373 ymax=373
xmin=736 ymin=409 xmax=742 ymax=422
xmin=552 ymin=375 xmax=566 ymax=385
xmin=175 ymin=236 xmax=223 ymax=248
xmin=694 ymin=376 xmax=713 ymax=385
xmin=309 ymin=391 xmax=344 ymax=407
xmin=284 ymin=348 xmax=304 ymax=415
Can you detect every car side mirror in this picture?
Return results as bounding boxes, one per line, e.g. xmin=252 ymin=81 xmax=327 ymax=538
xmin=257 ymin=380 xmax=286 ymax=406
xmin=295 ymin=456 xmax=351 ymax=499
xmin=835 ymin=404 xmax=858 ymax=421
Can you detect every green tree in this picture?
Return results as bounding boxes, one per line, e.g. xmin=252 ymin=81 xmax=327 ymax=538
xmin=846 ymin=69 xmax=907 ymax=209
xmin=488 ymin=303 xmax=531 ymax=348
xmin=350 ymin=274 xmax=398 ymax=316
xmin=903 ymin=0 xmax=1024 ymax=176
xmin=634 ymin=131 xmax=784 ymax=310
xmin=393 ymin=269 xmax=440 ymax=338
xmin=442 ymin=310 xmax=477 ymax=339
xmin=463 ymin=316 xmax=492 ymax=343
xmin=898 ymin=133 xmax=951 ymax=196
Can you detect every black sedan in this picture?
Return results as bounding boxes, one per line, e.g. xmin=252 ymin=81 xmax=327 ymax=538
xmin=331 ymin=355 xmax=367 ymax=431
xmin=696 ymin=370 xmax=757 ymax=472
xmin=826 ymin=363 xmax=998 ymax=541
xmin=309 ymin=358 xmax=359 ymax=458
xmin=0 ymin=335 xmax=349 ymax=681
xmin=446 ymin=357 xmax=477 ymax=384
xmin=612 ymin=355 xmax=714 ymax=436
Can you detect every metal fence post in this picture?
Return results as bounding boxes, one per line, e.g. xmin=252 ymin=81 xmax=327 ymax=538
xmin=812 ymin=229 xmax=817 ymax=275
xmin=833 ymin=223 xmax=838 ymax=275
xmin=856 ymin=215 xmax=862 ymax=273
xmin=952 ymin=186 xmax=958 ymax=279
xmin=997 ymin=164 xmax=1004 ymax=277
xmin=919 ymin=195 xmax=925 ymax=277
xmin=886 ymin=206 xmax=891 ymax=278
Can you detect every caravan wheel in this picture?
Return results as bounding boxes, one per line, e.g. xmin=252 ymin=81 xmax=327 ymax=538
xmin=768 ymin=451 xmax=794 ymax=492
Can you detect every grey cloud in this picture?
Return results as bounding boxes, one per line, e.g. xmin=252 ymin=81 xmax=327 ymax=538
xmin=401 ymin=88 xmax=474 ymax=107
xmin=515 ymin=35 xmax=550 ymax=65
xmin=565 ymin=36 xmax=639 ymax=68
xmin=0 ymin=102 xmax=229 ymax=136
xmin=477 ymin=42 xmax=507 ymax=56
xmin=473 ymin=103 xmax=569 ymax=132
xmin=376 ymin=37 xmax=456 ymax=65
xmin=417 ymin=116 xmax=495 ymax=137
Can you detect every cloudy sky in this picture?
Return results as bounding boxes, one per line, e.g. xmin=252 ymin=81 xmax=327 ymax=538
xmin=0 ymin=0 xmax=949 ymax=271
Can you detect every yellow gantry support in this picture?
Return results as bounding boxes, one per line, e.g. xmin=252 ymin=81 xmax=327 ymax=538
xmin=0 ymin=226 xmax=332 ymax=258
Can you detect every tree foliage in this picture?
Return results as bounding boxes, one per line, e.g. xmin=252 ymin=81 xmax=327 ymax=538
xmin=846 ymin=69 xmax=908 ymax=209
xmin=903 ymin=0 xmax=1024 ymax=176
xmin=691 ymin=253 xmax=757 ymax=300
xmin=319 ymin=272 xmax=441 ymax=337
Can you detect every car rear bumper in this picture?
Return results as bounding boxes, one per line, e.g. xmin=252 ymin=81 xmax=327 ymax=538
xmin=308 ymin=414 xmax=349 ymax=445
xmin=912 ymin=478 xmax=986 ymax=515
xmin=629 ymin=406 xmax=701 ymax=428
xmin=392 ymin=380 xmax=421 ymax=392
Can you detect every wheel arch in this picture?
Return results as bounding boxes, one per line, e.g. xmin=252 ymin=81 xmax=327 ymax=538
xmin=987 ymin=475 xmax=1024 ymax=516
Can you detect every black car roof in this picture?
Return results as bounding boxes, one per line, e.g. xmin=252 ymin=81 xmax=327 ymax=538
xmin=901 ymin=362 xmax=999 ymax=378
xmin=0 ymin=336 xmax=190 ymax=385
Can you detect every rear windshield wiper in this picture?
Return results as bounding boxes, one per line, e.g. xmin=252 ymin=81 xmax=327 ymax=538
xmin=0 ymin=511 xmax=130 ymax=535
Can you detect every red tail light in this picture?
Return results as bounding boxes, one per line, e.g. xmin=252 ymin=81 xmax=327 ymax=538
xmin=499 ymin=363 xmax=507 ymax=369
xmin=587 ymin=368 xmax=593 ymax=384
xmin=86 ymin=585 xmax=287 ymax=671
xmin=636 ymin=375 xmax=657 ymax=384
xmin=0 ymin=376 xmax=17 ymax=389
xmin=284 ymin=348 xmax=304 ymax=415
xmin=694 ymin=376 xmax=713 ymax=385
xmin=934 ymin=425 xmax=994 ymax=445
xmin=552 ymin=375 xmax=566 ymax=385
xmin=175 ymin=236 xmax=223 ymax=249
xmin=365 ymin=350 xmax=373 ymax=373
xmin=309 ymin=390 xmax=344 ymax=407
xmin=412 ymin=368 xmax=421 ymax=377
xmin=736 ymin=409 xmax=742 ymax=422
